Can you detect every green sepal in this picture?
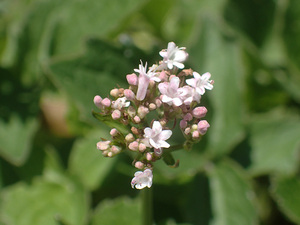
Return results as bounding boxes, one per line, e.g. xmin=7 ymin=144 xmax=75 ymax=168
xmin=92 ymin=110 xmax=130 ymax=135
xmin=163 ymin=152 xmax=179 ymax=168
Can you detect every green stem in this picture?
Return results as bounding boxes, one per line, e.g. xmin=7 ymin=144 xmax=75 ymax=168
xmin=142 ymin=188 xmax=153 ymax=225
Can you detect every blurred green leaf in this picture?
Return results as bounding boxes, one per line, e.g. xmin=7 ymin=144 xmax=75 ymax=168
xmin=249 ymin=113 xmax=300 ymax=175
xmin=271 ymin=175 xmax=300 ymax=224
xmin=0 ymin=116 xmax=38 ymax=166
xmin=189 ymin=19 xmax=245 ymax=156
xmin=48 ymin=39 xmax=130 ymax=125
xmin=0 ymin=151 xmax=88 ymax=225
xmin=69 ymin=129 xmax=117 ymax=191
xmin=208 ymin=159 xmax=258 ymax=225
xmin=91 ymin=196 xmax=142 ymax=225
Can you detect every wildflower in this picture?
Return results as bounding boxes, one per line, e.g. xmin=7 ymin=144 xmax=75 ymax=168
xmin=111 ymin=97 xmax=130 ymax=110
xmin=158 ymin=76 xmax=183 ymax=106
xmin=131 ymin=169 xmax=153 ymax=189
xmin=134 ymin=61 xmax=160 ymax=101
xmin=186 ymin=72 xmax=213 ymax=95
xmin=143 ymin=121 xmax=172 ymax=149
xmin=159 ymin=42 xmax=188 ymax=69
xmin=197 ymin=120 xmax=210 ymax=135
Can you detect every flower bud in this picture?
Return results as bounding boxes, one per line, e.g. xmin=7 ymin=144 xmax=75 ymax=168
xmin=197 ymin=120 xmax=210 ymax=135
xmin=124 ymin=89 xmax=135 ymax=100
xmin=183 ymin=113 xmax=193 ymax=121
xmin=126 ymin=73 xmax=138 ymax=85
xmin=128 ymin=141 xmax=139 ymax=151
xmin=192 ymin=130 xmax=200 ymax=139
xmin=192 ymin=106 xmax=207 ymax=118
xmin=159 ymin=71 xmax=168 ymax=81
xmin=154 ymin=148 xmax=163 ymax=157
xmin=110 ymin=88 xmax=119 ymax=98
xmin=137 ymin=106 xmax=149 ymax=119
xmin=110 ymin=128 xmax=119 ymax=137
xmin=125 ymin=133 xmax=135 ymax=142
xmin=155 ymin=98 xmax=162 ymax=108
xmin=149 ymin=103 xmax=156 ymax=111
xmin=133 ymin=115 xmax=141 ymax=123
xmin=101 ymin=98 xmax=111 ymax=107
xmin=146 ymin=152 xmax=153 ymax=161
xmin=112 ymin=110 xmax=121 ymax=120
xmin=180 ymin=120 xmax=187 ymax=129
xmin=97 ymin=141 xmax=110 ymax=150
xmin=135 ymin=161 xmax=144 ymax=169
xmin=127 ymin=106 xmax=136 ymax=117
xmin=138 ymin=143 xmax=146 ymax=152
xmin=93 ymin=95 xmax=102 ymax=108
xmin=111 ymin=145 xmax=121 ymax=154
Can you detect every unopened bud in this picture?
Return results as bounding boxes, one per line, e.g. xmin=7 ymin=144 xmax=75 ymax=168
xmin=112 ymin=110 xmax=121 ymax=120
xmin=192 ymin=106 xmax=207 ymax=118
xmin=110 ymin=128 xmax=119 ymax=137
xmin=137 ymin=106 xmax=149 ymax=119
xmin=192 ymin=130 xmax=200 ymax=139
xmin=93 ymin=95 xmax=102 ymax=108
xmin=146 ymin=152 xmax=153 ymax=161
xmin=110 ymin=88 xmax=119 ymax=98
xmin=127 ymin=106 xmax=136 ymax=117
xmin=97 ymin=141 xmax=110 ymax=150
xmin=125 ymin=133 xmax=135 ymax=142
xmin=184 ymin=127 xmax=191 ymax=135
xmin=134 ymin=161 xmax=144 ymax=169
xmin=138 ymin=143 xmax=146 ymax=152
xmin=180 ymin=120 xmax=187 ymax=129
xmin=128 ymin=141 xmax=139 ymax=151
xmin=124 ymin=89 xmax=135 ymax=100
xmin=155 ymin=98 xmax=162 ymax=108
xmin=149 ymin=103 xmax=156 ymax=111
xmin=197 ymin=120 xmax=210 ymax=135
xmin=184 ymin=113 xmax=193 ymax=121
xmin=133 ymin=115 xmax=141 ymax=123
xmin=111 ymin=145 xmax=121 ymax=154
xmin=101 ymin=98 xmax=111 ymax=107
xmin=126 ymin=73 xmax=138 ymax=85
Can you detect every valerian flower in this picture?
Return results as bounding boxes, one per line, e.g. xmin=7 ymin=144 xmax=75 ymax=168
xmin=134 ymin=61 xmax=160 ymax=101
xmin=186 ymin=72 xmax=213 ymax=95
xmin=143 ymin=121 xmax=172 ymax=149
xmin=111 ymin=97 xmax=130 ymax=110
xmin=159 ymin=42 xmax=188 ymax=69
xmin=131 ymin=169 xmax=153 ymax=189
xmin=158 ymin=76 xmax=183 ymax=106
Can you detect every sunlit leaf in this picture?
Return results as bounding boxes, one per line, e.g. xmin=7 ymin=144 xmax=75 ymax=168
xmin=0 ymin=115 xmax=38 ymax=166
xmin=208 ymin=159 xmax=258 ymax=225
xmin=69 ymin=129 xmax=117 ymax=191
xmin=91 ymin=196 xmax=142 ymax=225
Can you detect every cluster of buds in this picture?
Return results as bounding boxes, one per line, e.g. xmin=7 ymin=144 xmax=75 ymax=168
xmin=93 ymin=42 xmax=213 ymax=189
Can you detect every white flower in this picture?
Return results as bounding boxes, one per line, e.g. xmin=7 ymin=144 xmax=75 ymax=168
xmin=134 ymin=61 xmax=160 ymax=101
xmin=111 ymin=97 xmax=130 ymax=110
xmin=186 ymin=72 xmax=213 ymax=95
xmin=131 ymin=169 xmax=153 ymax=189
xmin=159 ymin=42 xmax=188 ymax=69
xmin=158 ymin=76 xmax=183 ymax=106
xmin=178 ymin=85 xmax=201 ymax=105
xmin=144 ymin=121 xmax=172 ymax=149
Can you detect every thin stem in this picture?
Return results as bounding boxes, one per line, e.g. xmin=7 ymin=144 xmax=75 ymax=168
xmin=142 ymin=188 xmax=153 ymax=225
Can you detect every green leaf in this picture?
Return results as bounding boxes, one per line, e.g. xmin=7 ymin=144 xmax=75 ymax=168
xmin=0 ymin=115 xmax=38 ymax=166
xmin=47 ymin=39 xmax=130 ymax=125
xmin=189 ymin=19 xmax=245 ymax=156
xmin=249 ymin=113 xmax=300 ymax=175
xmin=91 ymin=196 xmax=142 ymax=225
xmin=0 ymin=151 xmax=89 ymax=225
xmin=69 ymin=129 xmax=117 ymax=191
xmin=208 ymin=159 xmax=258 ymax=225
xmin=271 ymin=175 xmax=300 ymax=224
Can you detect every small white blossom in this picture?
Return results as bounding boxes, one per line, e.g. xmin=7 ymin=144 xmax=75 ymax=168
xmin=186 ymin=72 xmax=213 ymax=95
xmin=134 ymin=61 xmax=160 ymax=101
xmin=158 ymin=76 xmax=183 ymax=106
xmin=144 ymin=121 xmax=172 ymax=149
xmin=178 ymin=85 xmax=201 ymax=105
xmin=131 ymin=169 xmax=153 ymax=189
xmin=159 ymin=42 xmax=188 ymax=69
xmin=111 ymin=97 xmax=130 ymax=110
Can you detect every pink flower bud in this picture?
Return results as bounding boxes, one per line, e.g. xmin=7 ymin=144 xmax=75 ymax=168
xmin=197 ymin=120 xmax=210 ymax=135
xmin=155 ymin=98 xmax=162 ymax=108
xmin=192 ymin=106 xmax=207 ymax=118
xmin=111 ymin=145 xmax=121 ymax=154
xmin=184 ymin=127 xmax=191 ymax=135
xmin=149 ymin=103 xmax=156 ymax=111
xmin=126 ymin=73 xmax=138 ymax=85
xmin=129 ymin=141 xmax=139 ymax=151
xmin=137 ymin=106 xmax=149 ymax=119
xmin=183 ymin=113 xmax=193 ymax=121
xmin=93 ymin=95 xmax=102 ymax=108
xmin=101 ymin=98 xmax=111 ymax=107
xmin=192 ymin=130 xmax=200 ymax=139
xmin=125 ymin=133 xmax=135 ymax=142
xmin=138 ymin=143 xmax=146 ymax=152
xmin=112 ymin=110 xmax=121 ymax=120
xmin=124 ymin=89 xmax=135 ymax=100
xmin=154 ymin=148 xmax=163 ymax=157
xmin=180 ymin=120 xmax=187 ymax=129
xmin=110 ymin=88 xmax=119 ymax=98
xmin=135 ymin=161 xmax=144 ymax=169
xmin=110 ymin=128 xmax=119 ymax=137
xmin=97 ymin=141 xmax=111 ymax=150
xmin=146 ymin=152 xmax=152 ymax=161
xmin=133 ymin=115 xmax=141 ymax=123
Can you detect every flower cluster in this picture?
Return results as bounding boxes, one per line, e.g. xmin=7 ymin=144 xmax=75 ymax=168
xmin=93 ymin=42 xmax=213 ymax=189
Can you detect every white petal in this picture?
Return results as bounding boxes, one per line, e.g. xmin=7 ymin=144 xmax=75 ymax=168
xmin=160 ymin=129 xmax=172 ymax=141
xmin=202 ymin=72 xmax=211 ymax=80
xmin=173 ymin=98 xmax=183 ymax=106
xmin=152 ymin=121 xmax=162 ymax=133
xmin=159 ymin=140 xmax=170 ymax=148
xmin=186 ymin=78 xmax=195 ymax=87
xmin=174 ymin=51 xmax=188 ymax=62
xmin=144 ymin=127 xmax=153 ymax=138
xmin=193 ymin=72 xmax=201 ymax=79
xmin=173 ymin=61 xmax=184 ymax=69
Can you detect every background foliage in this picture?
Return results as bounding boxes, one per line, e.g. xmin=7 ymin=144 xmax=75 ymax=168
xmin=1 ymin=0 xmax=300 ymax=224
